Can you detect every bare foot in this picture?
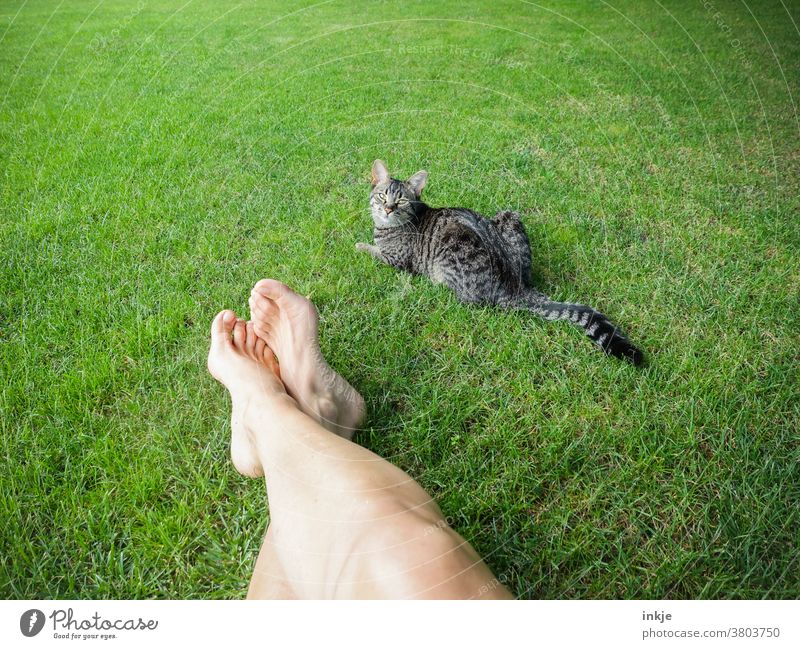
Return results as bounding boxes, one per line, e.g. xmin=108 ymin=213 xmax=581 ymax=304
xmin=248 ymin=279 xmax=365 ymax=439
xmin=207 ymin=309 xmax=285 ymax=478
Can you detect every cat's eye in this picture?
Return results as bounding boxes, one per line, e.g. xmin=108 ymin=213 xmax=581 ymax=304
xmin=378 ymin=192 xmax=386 ymax=200
xmin=398 ymin=198 xmax=409 ymax=205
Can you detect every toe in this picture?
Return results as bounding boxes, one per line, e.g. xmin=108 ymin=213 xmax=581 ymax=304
xmin=250 ymin=293 xmax=276 ymax=316
xmin=211 ymin=310 xmax=236 ymax=348
xmin=262 ymin=298 xmax=279 ymax=318
xmin=253 ymin=278 xmax=294 ymax=303
xmin=245 ymin=322 xmax=257 ymax=358
xmin=253 ymin=281 xmax=318 ymax=326
xmin=249 ymin=297 xmax=272 ymax=333
xmin=253 ymin=320 xmax=271 ymax=340
xmin=232 ymin=318 xmax=247 ymax=353
xmin=247 ymin=292 xmax=264 ymax=317
xmin=250 ymin=295 xmax=280 ymax=339
xmin=263 ymin=346 xmax=280 ymax=377
xmin=254 ymin=336 xmax=266 ymax=361
xmin=254 ymin=334 xmax=281 ymax=378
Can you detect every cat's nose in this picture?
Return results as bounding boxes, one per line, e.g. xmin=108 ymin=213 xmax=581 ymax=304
xmin=385 ymin=206 xmax=394 ymax=214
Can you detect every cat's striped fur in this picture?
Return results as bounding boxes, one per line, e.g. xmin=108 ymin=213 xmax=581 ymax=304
xmin=356 ymin=160 xmax=643 ymax=366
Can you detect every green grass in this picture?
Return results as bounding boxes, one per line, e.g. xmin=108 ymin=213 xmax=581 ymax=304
xmin=1 ymin=0 xmax=798 ymax=599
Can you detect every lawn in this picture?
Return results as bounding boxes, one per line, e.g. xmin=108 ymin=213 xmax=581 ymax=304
xmin=1 ymin=0 xmax=798 ymax=599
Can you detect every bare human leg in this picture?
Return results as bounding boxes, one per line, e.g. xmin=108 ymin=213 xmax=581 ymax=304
xmin=208 ymin=290 xmax=512 ymax=599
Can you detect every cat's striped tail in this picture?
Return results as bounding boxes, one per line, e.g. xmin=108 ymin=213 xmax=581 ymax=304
xmin=508 ymin=290 xmax=644 ymax=366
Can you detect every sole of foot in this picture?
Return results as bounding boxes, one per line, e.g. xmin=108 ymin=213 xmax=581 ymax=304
xmin=248 ymin=279 xmax=365 ymax=440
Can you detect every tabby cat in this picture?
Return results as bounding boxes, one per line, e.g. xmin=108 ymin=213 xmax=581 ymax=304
xmin=356 ymin=160 xmax=643 ymax=365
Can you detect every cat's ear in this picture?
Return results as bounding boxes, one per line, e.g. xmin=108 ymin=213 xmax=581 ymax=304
xmin=407 ymin=170 xmax=428 ymax=196
xmin=371 ymin=159 xmax=390 ymax=186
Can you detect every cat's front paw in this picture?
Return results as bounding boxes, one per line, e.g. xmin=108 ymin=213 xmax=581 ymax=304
xmin=355 ymin=242 xmax=372 ymax=253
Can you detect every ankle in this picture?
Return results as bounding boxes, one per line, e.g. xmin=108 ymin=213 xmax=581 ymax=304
xmin=243 ymin=392 xmax=297 ymax=429
xmin=314 ymin=394 xmax=339 ymax=428
xmin=244 ymin=393 xmax=321 ymax=468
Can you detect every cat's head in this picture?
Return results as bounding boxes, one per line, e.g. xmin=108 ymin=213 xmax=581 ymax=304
xmin=369 ymin=159 xmax=427 ymax=227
